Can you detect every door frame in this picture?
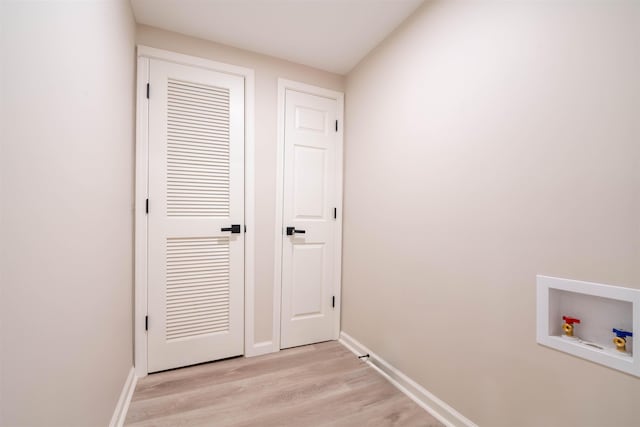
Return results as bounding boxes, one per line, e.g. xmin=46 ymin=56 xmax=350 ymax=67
xmin=134 ymin=46 xmax=256 ymax=377
xmin=272 ymin=79 xmax=344 ymax=353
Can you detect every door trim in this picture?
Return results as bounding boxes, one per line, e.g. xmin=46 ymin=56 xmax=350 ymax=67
xmin=273 ymin=79 xmax=344 ymax=353
xmin=134 ymin=46 xmax=256 ymax=377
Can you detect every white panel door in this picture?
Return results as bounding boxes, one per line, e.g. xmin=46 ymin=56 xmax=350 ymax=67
xmin=281 ymin=89 xmax=339 ymax=349
xmin=147 ymin=59 xmax=244 ymax=372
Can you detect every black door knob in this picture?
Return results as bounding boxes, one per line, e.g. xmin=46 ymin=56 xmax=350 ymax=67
xmin=286 ymin=226 xmax=306 ymax=236
xmin=221 ymin=224 xmax=241 ymax=233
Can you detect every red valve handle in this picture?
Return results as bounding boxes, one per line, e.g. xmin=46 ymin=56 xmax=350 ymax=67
xmin=562 ymin=316 xmax=580 ymax=325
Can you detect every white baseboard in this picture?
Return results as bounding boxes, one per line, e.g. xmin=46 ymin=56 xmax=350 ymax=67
xmin=245 ymin=340 xmax=277 ymax=357
xmin=109 ymin=367 xmax=137 ymax=427
xmin=339 ymin=332 xmax=477 ymax=427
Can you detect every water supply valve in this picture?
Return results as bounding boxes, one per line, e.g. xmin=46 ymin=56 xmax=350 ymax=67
xmin=612 ymin=328 xmax=633 ymax=353
xmin=562 ymin=316 xmax=581 ymax=337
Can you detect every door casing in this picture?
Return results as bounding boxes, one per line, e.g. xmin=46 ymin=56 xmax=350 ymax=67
xmin=273 ymin=79 xmax=345 ymax=353
xmin=134 ymin=46 xmax=256 ymax=377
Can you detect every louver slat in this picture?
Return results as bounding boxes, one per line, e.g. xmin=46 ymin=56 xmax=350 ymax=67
xmin=166 ymin=237 xmax=230 ymax=341
xmin=167 ymin=78 xmax=230 ymax=217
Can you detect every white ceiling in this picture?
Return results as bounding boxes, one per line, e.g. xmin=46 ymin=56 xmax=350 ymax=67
xmin=130 ymin=0 xmax=424 ymax=75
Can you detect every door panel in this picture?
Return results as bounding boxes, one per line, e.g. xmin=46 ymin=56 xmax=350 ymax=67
xmin=292 ymin=243 xmax=325 ymax=317
xmin=147 ymin=59 xmax=244 ymax=373
xmin=165 ymin=236 xmax=231 ymax=341
xmin=281 ymin=89 xmax=339 ymax=349
xmin=294 ymin=146 xmax=326 ymax=218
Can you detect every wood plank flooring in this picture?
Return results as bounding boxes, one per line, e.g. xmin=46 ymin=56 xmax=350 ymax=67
xmin=125 ymin=341 xmax=444 ymax=426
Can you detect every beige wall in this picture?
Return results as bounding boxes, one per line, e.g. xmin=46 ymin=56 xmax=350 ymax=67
xmin=0 ymin=1 xmax=136 ymax=425
xmin=137 ymin=25 xmax=345 ymax=344
xmin=343 ymin=1 xmax=640 ymax=426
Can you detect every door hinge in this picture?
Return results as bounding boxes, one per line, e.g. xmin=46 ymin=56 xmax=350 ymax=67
xmin=332 ymin=296 xmax=335 ymax=308
xmin=145 ymin=198 xmax=149 ymax=214
xmin=145 ymin=315 xmax=148 ymax=331
xmin=333 ymin=207 xmax=337 ymax=219
xmin=244 ymin=225 xmax=247 ymax=233
xmin=335 ymin=120 xmax=338 ymax=132
xmin=146 ymin=83 xmax=150 ymax=99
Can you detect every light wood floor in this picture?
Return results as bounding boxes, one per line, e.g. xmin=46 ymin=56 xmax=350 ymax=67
xmin=125 ymin=341 xmax=444 ymax=426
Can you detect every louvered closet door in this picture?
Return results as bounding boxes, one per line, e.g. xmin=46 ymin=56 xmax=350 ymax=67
xmin=147 ymin=59 xmax=244 ymax=373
